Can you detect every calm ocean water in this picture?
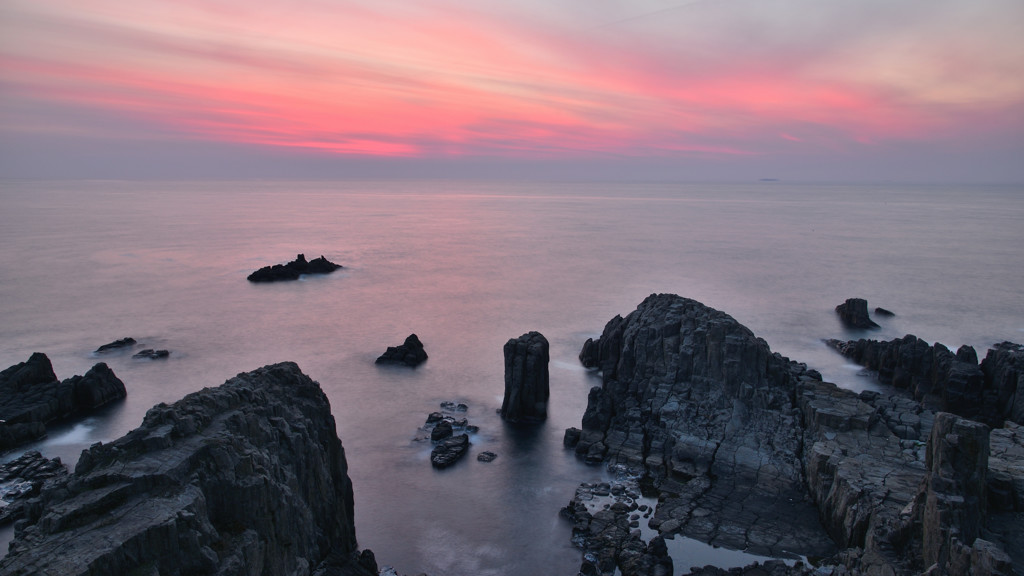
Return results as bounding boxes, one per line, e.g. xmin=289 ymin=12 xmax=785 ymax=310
xmin=1 ymin=180 xmax=1022 ymax=574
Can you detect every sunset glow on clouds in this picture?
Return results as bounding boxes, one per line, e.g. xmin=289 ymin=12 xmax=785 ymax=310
xmin=1 ymin=0 xmax=1022 ymax=179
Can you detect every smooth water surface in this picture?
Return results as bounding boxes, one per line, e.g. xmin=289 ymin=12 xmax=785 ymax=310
xmin=1 ymin=180 xmax=1022 ymax=574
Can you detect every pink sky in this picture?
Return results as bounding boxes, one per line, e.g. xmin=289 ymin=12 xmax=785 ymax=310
xmin=2 ymin=0 xmax=1022 ymax=180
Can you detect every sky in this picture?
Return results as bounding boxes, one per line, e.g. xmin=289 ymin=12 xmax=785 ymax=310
xmin=1 ymin=0 xmax=1022 ymax=182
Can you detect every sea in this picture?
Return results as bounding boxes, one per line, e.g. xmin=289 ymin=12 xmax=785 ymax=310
xmin=1 ymin=179 xmax=1022 ymax=575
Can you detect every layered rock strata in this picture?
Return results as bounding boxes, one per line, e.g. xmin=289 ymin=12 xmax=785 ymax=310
xmin=827 ymin=336 xmax=1024 ymax=426
xmin=247 ymin=253 xmax=342 ymax=282
xmin=501 ymin=331 xmax=550 ymax=423
xmin=375 ymin=334 xmax=428 ymax=367
xmin=567 ymin=294 xmax=1022 ymax=576
xmin=0 ymin=362 xmax=376 ymax=576
xmin=0 ymin=354 xmax=126 ymax=451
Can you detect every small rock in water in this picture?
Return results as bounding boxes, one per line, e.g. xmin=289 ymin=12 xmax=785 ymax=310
xmin=477 ymin=451 xmax=498 ymax=462
xmin=375 ymin=334 xmax=428 ymax=367
xmin=431 ymin=434 xmax=469 ymax=468
xmin=874 ymin=307 xmax=896 ymax=317
xmin=431 ymin=420 xmax=453 ymax=441
xmin=95 ymin=338 xmax=136 ymax=353
xmin=132 ymin=349 xmax=169 ymax=359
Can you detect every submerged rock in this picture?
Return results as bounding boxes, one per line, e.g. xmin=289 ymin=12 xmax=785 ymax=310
xmin=500 ymin=331 xmax=550 ymax=423
xmin=247 ymin=253 xmax=342 ymax=282
xmin=0 ymin=362 xmax=377 ymax=576
xmin=835 ymin=297 xmax=880 ymax=328
xmin=375 ymin=334 xmax=428 ymax=367
xmin=132 ymin=348 xmax=170 ymax=359
xmin=431 ymin=433 xmax=470 ymax=468
xmin=477 ymin=451 xmax=497 ymax=462
xmin=0 ymin=354 xmax=126 ymax=451
xmin=94 ymin=337 xmax=136 ymax=353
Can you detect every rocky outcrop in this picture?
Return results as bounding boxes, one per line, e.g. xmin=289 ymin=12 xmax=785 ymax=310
xmin=826 ymin=336 xmax=1023 ymax=426
xmin=567 ymin=294 xmax=1022 ymax=576
xmin=375 ymin=334 xmax=428 ymax=367
xmin=95 ymin=337 xmax=136 ymax=353
xmin=247 ymin=253 xmax=342 ymax=282
xmin=132 ymin=348 xmax=170 ymax=359
xmin=500 ymin=331 xmax=550 ymax=423
xmin=431 ymin=434 xmax=470 ymax=468
xmin=0 ymin=362 xmax=377 ymax=576
xmin=0 ymin=354 xmax=126 ymax=451
xmin=835 ymin=297 xmax=880 ymax=329
xmin=0 ymin=451 xmax=68 ymax=526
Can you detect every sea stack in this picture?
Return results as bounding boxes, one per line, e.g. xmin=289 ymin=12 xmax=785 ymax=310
xmin=500 ymin=331 xmax=549 ymax=423
xmin=835 ymin=297 xmax=880 ymax=328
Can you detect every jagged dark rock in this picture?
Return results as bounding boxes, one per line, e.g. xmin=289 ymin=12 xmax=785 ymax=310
xmin=0 ymin=451 xmax=68 ymax=526
xmin=247 ymin=253 xmax=342 ymax=282
xmin=132 ymin=348 xmax=170 ymax=359
xmin=0 ymin=354 xmax=126 ymax=451
xmin=500 ymin=331 xmax=549 ymax=423
xmin=375 ymin=334 xmax=428 ymax=367
xmin=835 ymin=297 xmax=880 ymax=328
xmin=431 ymin=433 xmax=469 ymax=468
xmin=826 ymin=335 xmax=1023 ymax=427
xmin=0 ymin=362 xmax=377 ymax=576
xmin=569 ymin=294 xmax=1023 ymax=576
xmin=94 ymin=337 xmax=136 ymax=353
xmin=431 ymin=419 xmax=453 ymax=441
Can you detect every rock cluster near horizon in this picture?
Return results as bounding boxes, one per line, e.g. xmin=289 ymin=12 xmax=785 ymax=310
xmin=500 ymin=331 xmax=550 ymax=423
xmin=247 ymin=253 xmax=342 ymax=282
xmin=0 ymin=362 xmax=378 ymax=576
xmin=0 ymin=353 xmax=126 ymax=451
xmin=565 ymin=294 xmax=1022 ymax=576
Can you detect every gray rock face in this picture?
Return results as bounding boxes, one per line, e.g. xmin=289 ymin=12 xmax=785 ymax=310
xmin=835 ymin=297 xmax=880 ymax=328
xmin=500 ymin=331 xmax=550 ymax=423
xmin=827 ymin=336 xmax=1023 ymax=426
xmin=0 ymin=362 xmax=375 ymax=576
xmin=569 ymin=294 xmax=1023 ymax=576
xmin=0 ymin=354 xmax=126 ymax=451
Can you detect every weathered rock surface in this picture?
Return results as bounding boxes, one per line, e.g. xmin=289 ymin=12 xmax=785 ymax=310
xmin=0 ymin=451 xmax=68 ymax=526
xmin=500 ymin=331 xmax=550 ymax=423
xmin=94 ymin=337 xmax=136 ymax=353
xmin=0 ymin=362 xmax=377 ymax=576
xmin=0 ymin=354 xmax=126 ymax=451
xmin=431 ymin=433 xmax=469 ymax=468
xmin=835 ymin=297 xmax=880 ymax=329
xmin=375 ymin=334 xmax=428 ymax=367
xmin=826 ymin=336 xmax=1024 ymax=427
xmin=568 ymin=294 xmax=1023 ymax=576
xmin=247 ymin=253 xmax=342 ymax=282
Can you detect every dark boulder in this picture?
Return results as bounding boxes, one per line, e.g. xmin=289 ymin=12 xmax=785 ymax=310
xmin=247 ymin=253 xmax=343 ymax=282
xmin=0 ymin=362 xmax=375 ymax=576
xmin=477 ymin=451 xmax=497 ymax=462
xmin=500 ymin=331 xmax=549 ymax=423
xmin=95 ymin=337 xmax=136 ymax=353
xmin=0 ymin=354 xmax=126 ymax=451
xmin=431 ymin=433 xmax=470 ymax=468
xmin=132 ymin=348 xmax=170 ymax=359
xmin=375 ymin=334 xmax=428 ymax=367
xmin=875 ymin=307 xmax=896 ymax=317
xmin=431 ymin=419 xmax=453 ymax=441
xmin=835 ymin=297 xmax=879 ymax=328
xmin=0 ymin=451 xmax=68 ymax=526
xmin=981 ymin=342 xmax=1024 ymax=426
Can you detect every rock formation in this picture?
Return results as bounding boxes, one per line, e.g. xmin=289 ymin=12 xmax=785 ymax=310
xmin=567 ymin=294 xmax=1022 ymax=576
xmin=0 ymin=354 xmax=126 ymax=451
xmin=500 ymin=331 xmax=550 ymax=423
xmin=375 ymin=334 xmax=428 ymax=367
xmin=0 ymin=451 xmax=68 ymax=526
xmin=835 ymin=297 xmax=880 ymax=328
xmin=0 ymin=362 xmax=378 ymax=576
xmin=132 ymin=348 xmax=170 ymax=359
xmin=94 ymin=337 xmax=136 ymax=353
xmin=431 ymin=434 xmax=470 ymax=468
xmin=247 ymin=253 xmax=342 ymax=282
xmin=826 ymin=336 xmax=1024 ymax=426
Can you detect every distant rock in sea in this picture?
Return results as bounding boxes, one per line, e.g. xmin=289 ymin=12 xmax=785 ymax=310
xmin=247 ymin=253 xmax=342 ymax=282
xmin=874 ymin=306 xmax=896 ymax=317
xmin=375 ymin=334 xmax=428 ymax=367
xmin=132 ymin=348 xmax=170 ymax=359
xmin=0 ymin=362 xmax=378 ymax=576
xmin=835 ymin=297 xmax=880 ymax=328
xmin=94 ymin=337 xmax=136 ymax=353
xmin=500 ymin=331 xmax=550 ymax=423
xmin=0 ymin=354 xmax=126 ymax=451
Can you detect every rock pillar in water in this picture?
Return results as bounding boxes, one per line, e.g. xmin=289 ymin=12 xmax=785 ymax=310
xmin=501 ymin=331 xmax=549 ymax=422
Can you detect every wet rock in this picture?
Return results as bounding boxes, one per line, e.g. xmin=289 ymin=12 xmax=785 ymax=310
xmin=431 ymin=419 xmax=453 ymax=441
xmin=477 ymin=451 xmax=497 ymax=462
xmin=875 ymin=307 xmax=896 ymax=317
xmin=0 ymin=362 xmax=374 ymax=576
xmin=0 ymin=451 xmax=68 ymax=525
xmin=0 ymin=354 xmax=126 ymax=451
xmin=94 ymin=337 xmax=136 ymax=352
xmin=375 ymin=334 xmax=428 ymax=367
xmin=500 ymin=331 xmax=550 ymax=423
xmin=247 ymin=253 xmax=342 ymax=282
xmin=431 ymin=434 xmax=469 ymax=468
xmin=835 ymin=297 xmax=880 ymax=329
xmin=132 ymin=348 xmax=170 ymax=359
